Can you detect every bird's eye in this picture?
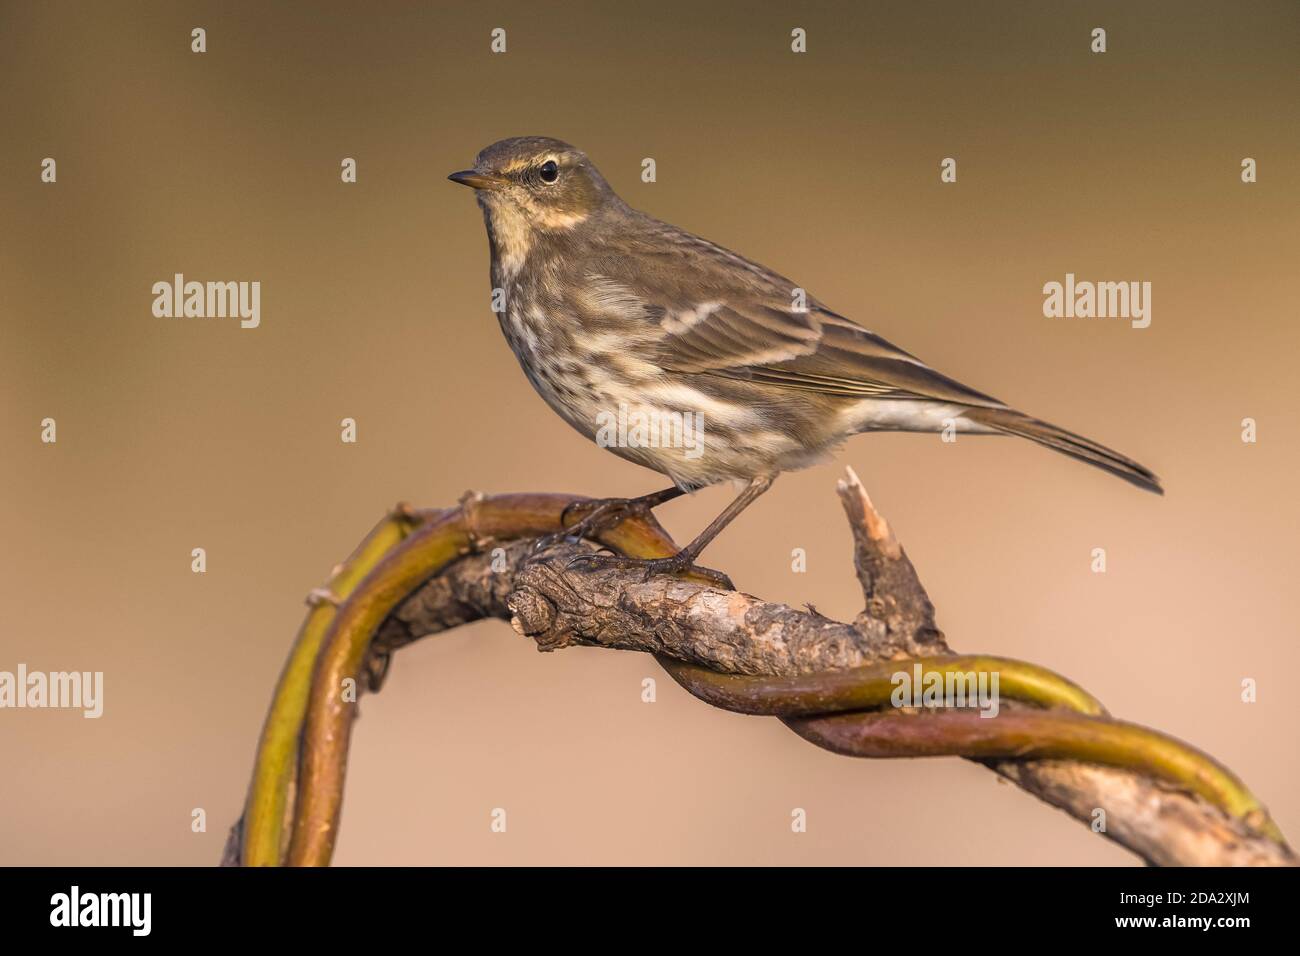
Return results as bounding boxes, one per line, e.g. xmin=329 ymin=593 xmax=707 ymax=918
xmin=539 ymin=160 xmax=559 ymax=183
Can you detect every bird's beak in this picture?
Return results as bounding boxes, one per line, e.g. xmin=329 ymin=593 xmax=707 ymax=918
xmin=448 ymin=170 xmax=509 ymax=191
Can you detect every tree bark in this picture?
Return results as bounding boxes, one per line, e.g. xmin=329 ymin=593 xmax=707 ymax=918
xmin=364 ymin=472 xmax=1293 ymax=867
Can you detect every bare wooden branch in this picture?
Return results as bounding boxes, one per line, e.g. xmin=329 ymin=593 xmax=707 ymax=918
xmin=369 ymin=478 xmax=1294 ymax=867
xmin=832 ymin=468 xmax=1292 ymax=866
xmin=836 ymin=468 xmax=944 ymax=657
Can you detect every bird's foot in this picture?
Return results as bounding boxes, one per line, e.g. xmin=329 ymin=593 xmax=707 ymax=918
xmin=534 ymin=495 xmax=656 ymax=552
xmin=564 ymin=548 xmax=734 ymax=591
xmin=561 ymin=495 xmax=659 ymax=535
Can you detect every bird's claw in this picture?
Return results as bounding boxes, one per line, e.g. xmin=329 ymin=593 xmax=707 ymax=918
xmin=561 ymin=549 xmax=734 ymax=590
xmin=562 ymin=547 xmax=621 ymax=573
xmin=569 ymin=496 xmax=636 ymax=527
xmin=554 ymin=496 xmax=649 ymax=545
xmin=558 ymin=498 xmax=590 ymax=528
xmin=538 ymin=497 xmax=650 ymax=557
xmin=635 ymin=555 xmax=734 ymax=590
xmin=534 ymin=530 xmax=580 ymax=552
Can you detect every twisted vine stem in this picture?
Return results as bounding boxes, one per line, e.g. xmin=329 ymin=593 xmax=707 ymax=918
xmin=225 ymin=476 xmax=1293 ymax=867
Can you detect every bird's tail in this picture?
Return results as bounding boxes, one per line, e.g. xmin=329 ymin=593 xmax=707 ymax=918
xmin=963 ymin=407 xmax=1163 ymax=494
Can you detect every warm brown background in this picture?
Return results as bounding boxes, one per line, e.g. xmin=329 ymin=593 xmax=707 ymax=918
xmin=2 ymin=0 xmax=1296 ymax=865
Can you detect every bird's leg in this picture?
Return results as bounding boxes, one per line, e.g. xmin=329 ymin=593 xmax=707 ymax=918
xmin=664 ymin=475 xmax=774 ymax=568
xmin=535 ymin=485 xmax=685 ymax=550
xmin=566 ymin=475 xmax=776 ymax=589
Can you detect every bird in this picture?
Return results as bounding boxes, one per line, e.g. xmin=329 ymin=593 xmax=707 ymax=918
xmin=449 ymin=136 xmax=1161 ymax=580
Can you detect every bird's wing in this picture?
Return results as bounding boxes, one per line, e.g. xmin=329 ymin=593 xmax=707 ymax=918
xmin=592 ymin=221 xmax=1006 ymax=409
xmin=648 ymin=298 xmax=826 ymax=372
xmin=735 ymin=310 xmax=1007 ymax=408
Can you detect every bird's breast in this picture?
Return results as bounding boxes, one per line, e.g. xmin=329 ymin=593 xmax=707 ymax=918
xmin=488 ymin=269 xmax=828 ymax=488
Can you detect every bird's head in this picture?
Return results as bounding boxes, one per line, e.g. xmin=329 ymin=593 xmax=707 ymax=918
xmin=449 ymin=137 xmax=618 ymax=241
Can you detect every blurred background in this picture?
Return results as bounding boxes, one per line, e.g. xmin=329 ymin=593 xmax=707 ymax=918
xmin=1 ymin=0 xmax=1296 ymax=865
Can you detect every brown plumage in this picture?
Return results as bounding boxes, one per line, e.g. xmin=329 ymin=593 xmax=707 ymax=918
xmin=450 ymin=137 xmax=1160 ymax=575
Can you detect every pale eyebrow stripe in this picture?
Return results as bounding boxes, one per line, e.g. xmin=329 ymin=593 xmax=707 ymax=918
xmin=501 ymin=154 xmax=561 ymax=174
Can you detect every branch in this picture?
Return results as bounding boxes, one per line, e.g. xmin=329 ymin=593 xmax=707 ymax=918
xmin=229 ymin=481 xmax=1294 ymax=867
xmin=384 ymin=479 xmax=1292 ymax=865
